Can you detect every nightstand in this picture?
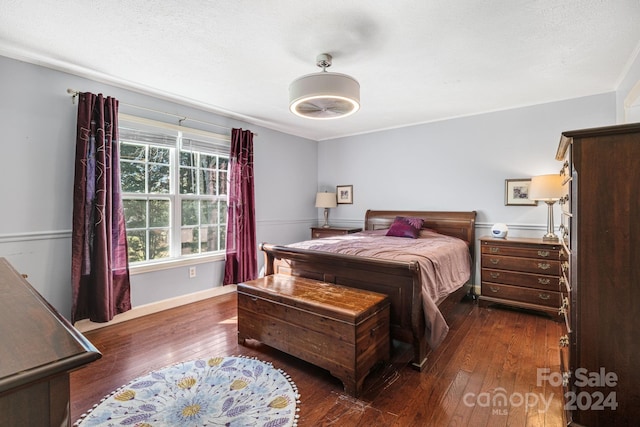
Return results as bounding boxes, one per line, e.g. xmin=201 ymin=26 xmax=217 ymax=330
xmin=479 ymin=236 xmax=566 ymax=319
xmin=311 ymin=226 xmax=362 ymax=239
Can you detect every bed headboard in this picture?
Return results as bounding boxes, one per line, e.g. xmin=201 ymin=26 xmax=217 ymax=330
xmin=364 ymin=210 xmax=477 ymax=251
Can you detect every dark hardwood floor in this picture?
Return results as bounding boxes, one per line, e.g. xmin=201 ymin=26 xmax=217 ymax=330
xmin=70 ymin=290 xmax=565 ymax=426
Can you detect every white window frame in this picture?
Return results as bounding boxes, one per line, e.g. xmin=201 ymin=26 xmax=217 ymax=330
xmin=118 ymin=114 xmax=230 ymax=273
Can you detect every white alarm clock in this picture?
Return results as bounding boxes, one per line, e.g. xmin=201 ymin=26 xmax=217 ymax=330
xmin=491 ymin=223 xmax=509 ymax=238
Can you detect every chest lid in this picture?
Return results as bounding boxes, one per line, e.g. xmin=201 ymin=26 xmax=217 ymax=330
xmin=237 ymin=274 xmax=389 ymax=323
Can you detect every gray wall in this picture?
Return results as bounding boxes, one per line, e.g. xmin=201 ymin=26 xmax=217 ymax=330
xmin=318 ymin=93 xmax=615 ymax=233
xmin=0 ymin=55 xmax=317 ymax=319
xmin=1 ymin=49 xmax=638 ymax=321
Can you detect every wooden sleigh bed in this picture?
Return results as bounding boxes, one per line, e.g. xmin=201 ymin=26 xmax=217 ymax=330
xmin=260 ymin=210 xmax=477 ymax=370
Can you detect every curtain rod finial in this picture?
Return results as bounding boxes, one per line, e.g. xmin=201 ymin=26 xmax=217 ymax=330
xmin=67 ymin=88 xmax=79 ymax=104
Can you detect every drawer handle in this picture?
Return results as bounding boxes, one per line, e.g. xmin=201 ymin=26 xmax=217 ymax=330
xmin=537 ymin=263 xmax=551 ymax=270
xmin=490 ymin=247 xmax=500 ymax=253
xmin=538 ymin=278 xmax=550 ymax=285
xmin=560 ymin=246 xmax=567 ymax=258
xmin=537 ymin=250 xmax=550 ymax=257
xmin=490 ymin=272 xmax=500 ymax=279
xmin=559 ymin=334 xmax=569 ymax=347
xmin=538 ymin=293 xmax=551 ymax=300
xmin=489 ymin=286 xmax=499 ymax=293
xmin=490 ymin=258 xmax=500 ymax=265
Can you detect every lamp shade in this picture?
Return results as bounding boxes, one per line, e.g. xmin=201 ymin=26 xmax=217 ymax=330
xmin=529 ymin=174 xmax=564 ymax=201
xmin=315 ymin=192 xmax=337 ymax=208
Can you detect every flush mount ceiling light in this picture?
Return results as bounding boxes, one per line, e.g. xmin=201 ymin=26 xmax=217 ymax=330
xmin=289 ymin=53 xmax=360 ymax=120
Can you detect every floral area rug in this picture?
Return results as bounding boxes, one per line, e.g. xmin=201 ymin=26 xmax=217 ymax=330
xmin=74 ymin=356 xmax=300 ymax=426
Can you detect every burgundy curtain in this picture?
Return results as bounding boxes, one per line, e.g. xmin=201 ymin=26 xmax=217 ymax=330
xmin=223 ymin=128 xmax=257 ymax=285
xmin=71 ymin=92 xmax=131 ymax=323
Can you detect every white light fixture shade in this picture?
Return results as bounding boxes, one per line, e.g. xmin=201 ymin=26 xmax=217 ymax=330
xmin=289 ymin=72 xmax=360 ymax=119
xmin=315 ymin=192 xmax=337 ymax=208
xmin=529 ymin=174 xmax=564 ymax=201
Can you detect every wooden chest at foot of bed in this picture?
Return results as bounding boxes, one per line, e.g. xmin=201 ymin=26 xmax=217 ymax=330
xmin=237 ymin=274 xmax=390 ymax=397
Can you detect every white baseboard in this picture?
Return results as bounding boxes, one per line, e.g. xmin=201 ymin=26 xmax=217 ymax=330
xmin=74 ymin=285 xmax=237 ymax=333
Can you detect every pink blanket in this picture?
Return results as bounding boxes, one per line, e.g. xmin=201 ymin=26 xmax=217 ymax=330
xmin=288 ymin=229 xmax=471 ymax=349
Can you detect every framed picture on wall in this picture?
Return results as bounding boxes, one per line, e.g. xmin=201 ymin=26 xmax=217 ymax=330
xmin=505 ymin=178 xmax=537 ymax=206
xmin=336 ymin=185 xmax=353 ymax=204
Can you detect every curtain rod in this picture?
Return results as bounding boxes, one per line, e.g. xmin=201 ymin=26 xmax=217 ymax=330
xmin=66 ymin=88 xmax=252 ymax=135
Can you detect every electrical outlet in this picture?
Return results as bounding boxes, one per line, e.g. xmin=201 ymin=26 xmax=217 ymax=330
xmin=189 ymin=266 xmax=197 ymax=278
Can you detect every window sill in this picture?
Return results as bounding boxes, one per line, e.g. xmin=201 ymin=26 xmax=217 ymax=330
xmin=129 ymin=253 xmax=225 ymax=275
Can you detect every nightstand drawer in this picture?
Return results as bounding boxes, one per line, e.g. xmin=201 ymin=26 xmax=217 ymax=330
xmin=481 ymin=282 xmax=561 ymax=308
xmin=481 ymin=255 xmax=561 ymax=275
xmin=481 ymin=268 xmax=561 ymax=291
xmin=311 ymin=227 xmax=362 ymax=239
xmin=481 ymin=244 xmax=563 ymax=260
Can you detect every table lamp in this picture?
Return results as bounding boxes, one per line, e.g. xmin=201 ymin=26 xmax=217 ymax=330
xmin=529 ymin=174 xmax=564 ymax=241
xmin=315 ymin=192 xmax=337 ymax=228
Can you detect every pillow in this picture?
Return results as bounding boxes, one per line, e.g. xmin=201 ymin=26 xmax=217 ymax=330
xmin=385 ymin=216 xmax=425 ymax=239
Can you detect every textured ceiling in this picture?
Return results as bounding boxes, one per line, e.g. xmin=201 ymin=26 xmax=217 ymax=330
xmin=1 ymin=1 xmax=640 ymax=141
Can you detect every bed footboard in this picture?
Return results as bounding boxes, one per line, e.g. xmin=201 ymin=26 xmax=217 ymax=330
xmin=260 ymin=242 xmax=429 ymax=370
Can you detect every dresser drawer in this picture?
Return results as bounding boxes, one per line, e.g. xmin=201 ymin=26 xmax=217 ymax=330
xmin=311 ymin=227 xmax=362 ymax=239
xmin=481 ymin=244 xmax=563 ymax=260
xmin=481 ymin=268 xmax=561 ymax=291
xmin=481 ymin=282 xmax=561 ymax=308
xmin=481 ymin=255 xmax=561 ymax=275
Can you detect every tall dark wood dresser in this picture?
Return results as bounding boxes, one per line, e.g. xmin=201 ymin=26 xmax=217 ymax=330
xmin=555 ymin=123 xmax=640 ymax=426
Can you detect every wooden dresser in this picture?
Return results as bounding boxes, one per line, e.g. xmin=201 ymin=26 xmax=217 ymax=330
xmin=311 ymin=226 xmax=362 ymax=239
xmin=555 ymin=123 xmax=640 ymax=426
xmin=0 ymin=258 xmax=101 ymax=426
xmin=479 ymin=236 xmax=566 ymax=319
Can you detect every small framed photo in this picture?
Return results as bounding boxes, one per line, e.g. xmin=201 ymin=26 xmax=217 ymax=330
xmin=336 ymin=185 xmax=353 ymax=204
xmin=505 ymin=178 xmax=537 ymax=206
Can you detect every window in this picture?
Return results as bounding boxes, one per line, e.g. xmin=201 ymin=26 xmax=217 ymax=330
xmin=119 ymin=117 xmax=229 ymax=266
